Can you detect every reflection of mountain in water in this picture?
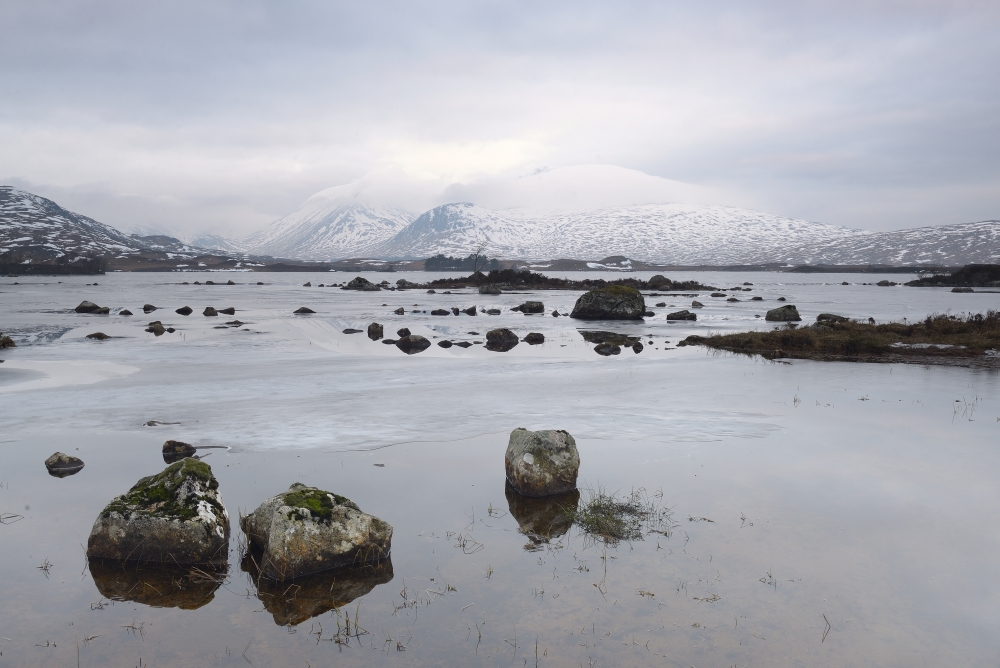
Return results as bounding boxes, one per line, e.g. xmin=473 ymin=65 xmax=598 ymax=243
xmin=242 ymin=552 xmax=394 ymax=626
xmin=88 ymin=557 xmax=226 ymax=610
xmin=505 ymin=483 xmax=580 ymax=551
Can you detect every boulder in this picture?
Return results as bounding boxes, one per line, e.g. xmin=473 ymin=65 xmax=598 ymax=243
xmin=454 ymin=341 xmax=473 ymax=348
xmin=86 ymin=459 xmax=230 ymax=565
xmin=691 ymin=301 xmax=704 ymax=308
xmin=294 ymin=306 xmax=315 ymax=314
xmin=342 ymin=277 xmax=381 ymax=291
xmin=303 ymin=282 xmax=312 ymax=287
xmin=632 ymin=342 xmax=644 ymax=353
xmin=666 ymin=309 xmax=697 ymax=321
xmin=257 ymin=281 xmax=264 ymax=285
xmin=143 ymin=304 xmax=158 ymax=314
xmin=462 ymin=306 xmax=477 ymax=316
xmin=842 ymin=281 xmax=849 ymax=285
xmin=727 ymin=297 xmax=740 ymax=302
xmin=162 ymin=439 xmax=197 ymax=464
xmin=206 ymin=281 xmax=215 ymax=285
xmin=512 ymin=301 xmax=544 ymax=314
xmin=551 ymin=310 xmax=560 ymax=317
xmin=86 ymin=332 xmax=110 ymax=340
xmin=431 ymin=309 xmax=450 ymax=316
xmin=523 ymin=332 xmax=544 ymax=345
xmin=146 ymin=321 xmax=166 ymax=336
xmin=367 ymin=322 xmax=383 ymax=340
xmin=479 ymin=284 xmax=502 ymax=295
xmin=227 ymin=280 xmax=235 ymax=285
xmin=751 ymin=296 xmax=763 ymax=301
xmin=75 ymin=300 xmax=103 ymax=313
xmin=203 ymin=307 xmax=218 ymax=316
xmin=570 ymin=285 xmax=645 ymax=320
xmin=0 ymin=333 xmax=15 ymax=349
xmin=239 ymin=483 xmax=392 ymax=580
xmin=45 ymin=452 xmax=85 ymax=477
xmin=744 ymin=282 xmax=753 ymax=286
xmin=486 ymin=328 xmax=519 ymax=352
xmin=816 ymin=313 xmax=850 ymax=323
xmin=647 ymin=275 xmax=671 ymax=289
xmin=504 ymin=429 xmax=580 ymax=497
xmin=218 ymin=307 xmax=236 ymax=315
xmin=765 ymin=305 xmax=802 ymax=322
xmin=176 ymin=306 xmax=193 ymax=316
xmin=396 ymin=335 xmax=431 ymax=354
xmin=119 ymin=309 xmax=133 ymax=316
xmin=451 ymin=307 xmax=460 ymax=315
xmin=427 ymin=289 xmax=436 ymax=294
xmin=876 ymin=280 xmax=897 ymax=287
xmin=438 ymin=340 xmax=453 ymax=348
xmin=487 ymin=308 xmax=501 ymax=315
xmin=395 ymin=279 xmax=422 ymax=290
xmin=342 ymin=328 xmax=363 ymax=334
xmin=396 ymin=327 xmax=411 ymax=337
xmin=655 ymin=302 xmax=666 ymax=307
xmin=710 ymin=292 xmax=726 ymax=298
xmin=777 ymin=297 xmax=787 ymax=302
xmin=394 ymin=307 xmax=405 ymax=315
xmin=594 ymin=343 xmax=621 ymax=356
xmin=952 ymin=287 xmax=974 ymax=293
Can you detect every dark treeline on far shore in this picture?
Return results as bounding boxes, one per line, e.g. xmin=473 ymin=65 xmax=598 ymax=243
xmin=1 ymin=256 xmax=106 ymax=275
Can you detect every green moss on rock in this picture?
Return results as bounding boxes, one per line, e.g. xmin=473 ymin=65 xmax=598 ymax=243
xmin=103 ymin=458 xmax=222 ymax=521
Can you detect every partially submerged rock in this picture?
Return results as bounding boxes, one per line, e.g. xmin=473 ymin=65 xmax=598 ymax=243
xmin=176 ymin=306 xmax=193 ymax=316
xmin=203 ymin=307 xmax=218 ymax=317
xmin=240 ymin=483 xmax=393 ymax=580
xmin=431 ymin=309 xmax=450 ymax=315
xmin=594 ymin=343 xmax=621 ymax=356
xmin=396 ymin=327 xmax=411 ymax=337
xmin=86 ymin=332 xmax=110 ymax=340
xmin=146 ymin=321 xmax=166 ymax=336
xmin=75 ymin=301 xmax=106 ymax=314
xmin=218 ymin=307 xmax=236 ymax=315
xmin=691 ymin=301 xmax=704 ymax=308
xmin=952 ymin=287 xmax=974 ymax=293
xmin=396 ymin=334 xmax=431 ymax=354
xmin=816 ymin=313 xmax=850 ymax=323
xmin=45 ymin=452 xmax=85 ymax=477
xmin=393 ymin=307 xmax=405 ymax=315
xmin=293 ymin=306 xmax=315 ymax=314
xmin=119 ymin=309 xmax=133 ymax=316
xmin=342 ymin=276 xmax=381 ymax=291
xmin=570 ymin=285 xmax=645 ymax=320
xmin=486 ymin=328 xmax=519 ymax=352
xmin=504 ymin=428 xmax=580 ymax=497
xmin=523 ymin=332 xmax=544 ymax=345
xmin=367 ymin=322 xmax=384 ymax=340
xmin=162 ymin=439 xmax=197 ymax=464
xmin=666 ymin=309 xmax=696 ymax=321
xmin=143 ymin=304 xmax=158 ymax=314
xmin=479 ymin=284 xmax=502 ymax=295
xmin=512 ymin=301 xmax=544 ymax=314
xmin=765 ymin=305 xmax=802 ymax=322
xmin=438 ymin=339 xmax=453 ymax=348
xmin=87 ymin=459 xmax=230 ymax=565
xmin=0 ymin=332 xmax=15 ymax=349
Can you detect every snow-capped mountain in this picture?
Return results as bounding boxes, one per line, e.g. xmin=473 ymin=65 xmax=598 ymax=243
xmin=371 ymin=202 xmax=872 ymax=264
xmin=237 ymin=185 xmax=414 ymax=260
xmin=780 ymin=220 xmax=1000 ymax=265
xmin=0 ymin=185 xmax=144 ymax=259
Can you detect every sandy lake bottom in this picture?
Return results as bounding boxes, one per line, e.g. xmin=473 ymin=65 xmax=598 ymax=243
xmin=1 ymin=270 xmax=999 ymax=666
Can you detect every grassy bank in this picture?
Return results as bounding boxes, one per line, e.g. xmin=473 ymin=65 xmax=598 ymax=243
xmin=679 ymin=312 xmax=1000 ymax=365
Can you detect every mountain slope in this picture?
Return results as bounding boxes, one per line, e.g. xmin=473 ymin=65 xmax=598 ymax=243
xmin=780 ymin=220 xmax=1000 ymax=265
xmin=239 ymin=186 xmax=414 ymax=260
xmin=0 ymin=186 xmax=144 ymax=259
xmin=372 ymin=202 xmax=872 ymax=264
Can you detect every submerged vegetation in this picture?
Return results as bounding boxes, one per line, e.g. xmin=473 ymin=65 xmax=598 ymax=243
xmin=679 ymin=311 xmax=1000 ymax=365
xmin=565 ymin=487 xmax=676 ymax=546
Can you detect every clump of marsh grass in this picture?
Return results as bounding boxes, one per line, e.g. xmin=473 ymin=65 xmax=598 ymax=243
xmin=566 ymin=487 xmax=676 ymax=547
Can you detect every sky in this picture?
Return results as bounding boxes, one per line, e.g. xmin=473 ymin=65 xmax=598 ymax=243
xmin=1 ymin=0 xmax=998 ymax=239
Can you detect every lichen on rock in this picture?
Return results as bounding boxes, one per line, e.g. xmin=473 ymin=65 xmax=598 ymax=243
xmin=570 ymin=285 xmax=646 ymax=320
xmin=505 ymin=428 xmax=581 ymax=497
xmin=240 ymin=483 xmax=392 ymax=581
xmin=87 ymin=458 xmax=230 ymax=565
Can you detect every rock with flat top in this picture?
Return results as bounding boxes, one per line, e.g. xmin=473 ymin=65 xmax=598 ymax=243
xmin=45 ymin=452 xmax=85 ymax=477
xmin=504 ymin=429 xmax=580 ymax=497
xmin=570 ymin=286 xmax=645 ymax=320
xmin=765 ymin=305 xmax=802 ymax=322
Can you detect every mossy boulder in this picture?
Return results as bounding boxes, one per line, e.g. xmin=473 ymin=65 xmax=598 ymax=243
xmin=0 ymin=332 xmax=14 ymax=349
xmin=505 ymin=428 xmax=580 ymax=497
xmin=240 ymin=483 xmax=393 ymax=581
xmin=86 ymin=459 xmax=230 ymax=565
xmin=765 ymin=305 xmax=802 ymax=322
xmin=342 ymin=276 xmax=381 ymax=291
xmin=45 ymin=451 xmax=84 ymax=477
xmin=570 ymin=285 xmax=645 ymax=320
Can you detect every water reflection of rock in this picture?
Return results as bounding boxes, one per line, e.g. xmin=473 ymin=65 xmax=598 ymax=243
xmin=505 ymin=483 xmax=579 ymax=550
xmin=88 ymin=557 xmax=225 ymax=610
xmin=242 ymin=553 xmax=394 ymax=626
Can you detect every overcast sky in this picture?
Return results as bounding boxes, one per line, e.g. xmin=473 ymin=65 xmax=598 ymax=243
xmin=2 ymin=0 xmax=998 ymax=237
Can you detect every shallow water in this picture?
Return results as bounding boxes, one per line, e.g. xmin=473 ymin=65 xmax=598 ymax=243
xmin=1 ymin=271 xmax=999 ymax=666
